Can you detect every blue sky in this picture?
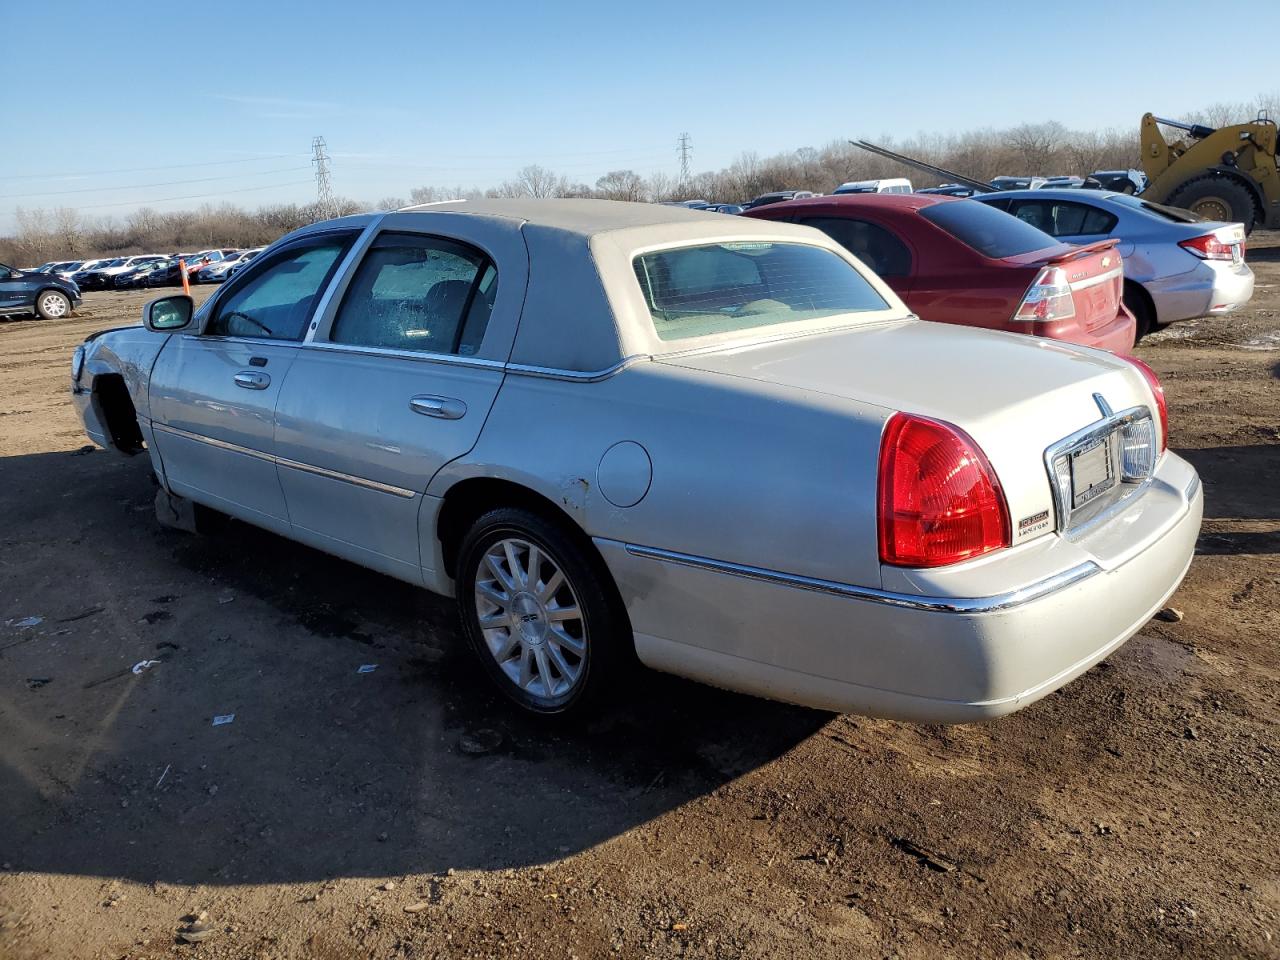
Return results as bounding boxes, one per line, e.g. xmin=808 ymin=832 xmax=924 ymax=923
xmin=2 ymin=0 xmax=1276 ymax=233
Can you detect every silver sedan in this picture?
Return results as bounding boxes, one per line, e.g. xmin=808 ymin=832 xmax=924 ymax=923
xmin=978 ymin=189 xmax=1254 ymax=339
xmin=69 ymin=200 xmax=1200 ymax=722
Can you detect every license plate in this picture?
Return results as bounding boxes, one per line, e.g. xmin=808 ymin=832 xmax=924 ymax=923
xmin=1070 ymin=437 xmax=1115 ymax=509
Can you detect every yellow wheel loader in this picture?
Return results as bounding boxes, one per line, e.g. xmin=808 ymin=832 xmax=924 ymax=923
xmin=1141 ymin=112 xmax=1279 ymax=234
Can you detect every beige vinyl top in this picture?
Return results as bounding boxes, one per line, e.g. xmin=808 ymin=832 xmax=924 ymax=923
xmin=391 ymin=199 xmax=911 ymax=372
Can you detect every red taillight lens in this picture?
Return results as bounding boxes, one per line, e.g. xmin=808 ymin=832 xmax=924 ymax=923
xmin=1125 ymin=356 xmax=1168 ymax=451
xmin=1178 ymin=233 xmax=1234 ymax=261
xmin=877 ymin=413 xmax=1011 ymax=568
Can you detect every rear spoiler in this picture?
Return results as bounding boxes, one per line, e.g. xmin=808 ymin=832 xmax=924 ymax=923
xmin=1044 ymin=238 xmax=1121 ymax=264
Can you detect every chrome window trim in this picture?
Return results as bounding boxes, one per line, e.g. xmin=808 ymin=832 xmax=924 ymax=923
xmin=620 ymin=542 xmax=1100 ymax=614
xmin=302 ymin=213 xmax=388 ymax=344
xmin=297 ymin=340 xmax=507 ymax=371
xmin=150 ymin=422 xmax=417 ymax=499
xmin=181 ymin=334 xmax=304 ymax=349
xmin=1043 ymin=403 xmax=1154 ymax=533
xmin=505 ymin=355 xmax=650 ymax=382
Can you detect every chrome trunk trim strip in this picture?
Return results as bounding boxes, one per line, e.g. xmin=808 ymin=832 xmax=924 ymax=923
xmin=1069 ymin=267 xmax=1123 ymax=291
xmin=621 ymin=543 xmax=1100 ymax=614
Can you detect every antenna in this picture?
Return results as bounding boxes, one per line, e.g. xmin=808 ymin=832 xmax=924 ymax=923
xmin=311 ymin=136 xmax=334 ymax=218
xmin=677 ymin=132 xmax=692 ymax=185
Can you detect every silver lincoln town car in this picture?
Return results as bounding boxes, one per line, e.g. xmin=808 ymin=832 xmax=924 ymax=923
xmin=71 ymin=199 xmax=1202 ymax=721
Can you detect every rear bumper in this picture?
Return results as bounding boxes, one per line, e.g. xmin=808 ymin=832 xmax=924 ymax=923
xmin=598 ymin=453 xmax=1201 ymax=723
xmin=1031 ymin=306 xmax=1136 ymax=354
xmin=1146 ymin=260 xmax=1254 ymax=324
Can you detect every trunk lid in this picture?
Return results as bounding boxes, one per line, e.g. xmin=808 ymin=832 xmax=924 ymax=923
xmin=660 ymin=319 xmax=1155 ymax=546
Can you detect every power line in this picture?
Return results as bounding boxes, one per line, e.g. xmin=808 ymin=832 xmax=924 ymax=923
xmin=678 ymin=133 xmax=692 ymax=184
xmin=73 ymin=179 xmax=315 ymax=211
xmin=0 ymin=154 xmax=305 ymax=182
xmin=312 ymin=136 xmax=334 ymax=219
xmin=0 ymin=166 xmax=312 ymax=201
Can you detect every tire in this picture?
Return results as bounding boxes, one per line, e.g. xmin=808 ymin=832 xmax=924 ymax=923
xmin=455 ymin=506 xmax=630 ymax=716
xmin=1123 ymin=281 xmax=1156 ymax=341
xmin=1166 ymin=175 xmax=1257 ymax=233
xmin=34 ymin=290 xmax=71 ymax=320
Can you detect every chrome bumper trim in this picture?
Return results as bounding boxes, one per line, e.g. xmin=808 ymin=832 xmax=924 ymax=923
xmin=150 ymin=422 xmax=417 ymax=499
xmin=621 ymin=543 xmax=1100 ymax=614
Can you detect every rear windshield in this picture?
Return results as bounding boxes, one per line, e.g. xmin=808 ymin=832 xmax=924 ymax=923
xmin=1104 ymin=193 xmax=1205 ymax=223
xmin=919 ymin=200 xmax=1057 ymax=259
xmin=633 ymin=241 xmax=888 ymax=342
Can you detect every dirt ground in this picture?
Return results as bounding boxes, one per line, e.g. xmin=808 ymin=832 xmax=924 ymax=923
xmin=0 ymin=240 xmax=1277 ymax=960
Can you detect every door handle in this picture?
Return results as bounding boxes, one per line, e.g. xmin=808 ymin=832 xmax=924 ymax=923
xmin=233 ymin=371 xmax=271 ymax=390
xmin=409 ymin=395 xmax=467 ymax=420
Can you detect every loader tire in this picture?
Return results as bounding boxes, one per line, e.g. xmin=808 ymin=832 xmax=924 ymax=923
xmin=1166 ymin=175 xmax=1257 ymax=234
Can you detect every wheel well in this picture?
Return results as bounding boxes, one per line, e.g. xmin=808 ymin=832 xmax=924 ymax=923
xmin=1123 ymin=278 xmax=1157 ymax=329
xmin=437 ymin=477 xmax=590 ymax=579
xmin=95 ymin=374 xmax=145 ymax=454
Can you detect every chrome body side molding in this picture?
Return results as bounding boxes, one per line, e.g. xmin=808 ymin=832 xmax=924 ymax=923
xmin=621 ymin=542 xmax=1101 ymax=614
xmin=150 ymin=422 xmax=417 ymax=499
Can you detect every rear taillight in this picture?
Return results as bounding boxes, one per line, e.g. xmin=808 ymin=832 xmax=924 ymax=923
xmin=1178 ymin=233 xmax=1234 ymax=261
xmin=1125 ymin=356 xmax=1168 ymax=451
xmin=877 ymin=413 xmax=1011 ymax=568
xmin=1013 ymin=266 xmax=1076 ymax=323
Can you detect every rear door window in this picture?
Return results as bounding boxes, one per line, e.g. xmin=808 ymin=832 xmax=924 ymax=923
xmin=331 ymin=233 xmax=496 ymax=356
xmin=1007 ymin=200 xmax=1117 ymax=237
xmin=794 ymin=217 xmax=912 ymax=277
xmin=918 ymin=200 xmax=1057 ymax=259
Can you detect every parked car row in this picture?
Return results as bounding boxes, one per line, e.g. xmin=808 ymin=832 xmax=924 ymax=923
xmin=677 ymin=166 xmax=1150 ymax=215
xmin=70 ymin=198 xmax=1203 ymax=723
xmin=742 ymin=190 xmax=1253 ymax=345
xmin=17 ymin=249 xmax=258 ymax=292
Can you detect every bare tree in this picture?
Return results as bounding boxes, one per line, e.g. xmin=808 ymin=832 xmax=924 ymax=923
xmin=594 ymin=169 xmax=646 ymax=201
xmin=1008 ymin=121 xmax=1068 ymax=172
xmin=518 ymin=164 xmax=568 ymax=198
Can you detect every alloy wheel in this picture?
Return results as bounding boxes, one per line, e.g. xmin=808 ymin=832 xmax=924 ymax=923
xmin=40 ymin=293 xmax=69 ymax=318
xmin=472 ymin=537 xmax=587 ymax=705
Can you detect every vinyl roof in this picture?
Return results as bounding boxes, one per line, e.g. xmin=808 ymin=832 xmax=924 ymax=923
xmin=397 ymin=197 xmax=731 ymax=236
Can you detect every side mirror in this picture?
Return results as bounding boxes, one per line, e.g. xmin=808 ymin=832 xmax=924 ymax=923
xmin=144 ymin=294 xmax=194 ymax=332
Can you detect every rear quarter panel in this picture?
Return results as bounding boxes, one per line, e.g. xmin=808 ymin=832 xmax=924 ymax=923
xmin=893 ymin=215 xmax=1035 ymax=332
xmin=428 ymin=363 xmax=890 ymax=590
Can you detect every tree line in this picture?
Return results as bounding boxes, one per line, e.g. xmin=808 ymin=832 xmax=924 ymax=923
xmin=5 ymin=92 xmax=1275 ymax=267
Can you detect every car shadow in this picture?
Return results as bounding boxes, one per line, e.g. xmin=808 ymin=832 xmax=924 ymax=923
xmin=1179 ymin=443 xmax=1280 ymax=555
xmin=1245 ymin=245 xmax=1280 ymax=264
xmin=0 ymin=448 xmax=828 ymax=886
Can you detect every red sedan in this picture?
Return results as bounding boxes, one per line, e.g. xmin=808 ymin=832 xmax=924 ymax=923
xmin=744 ymin=194 xmax=1136 ymax=353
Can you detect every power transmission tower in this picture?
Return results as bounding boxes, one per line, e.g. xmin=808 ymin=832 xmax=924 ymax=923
xmin=311 ymin=136 xmax=334 ymax=219
xmin=677 ymin=132 xmax=692 ymax=185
